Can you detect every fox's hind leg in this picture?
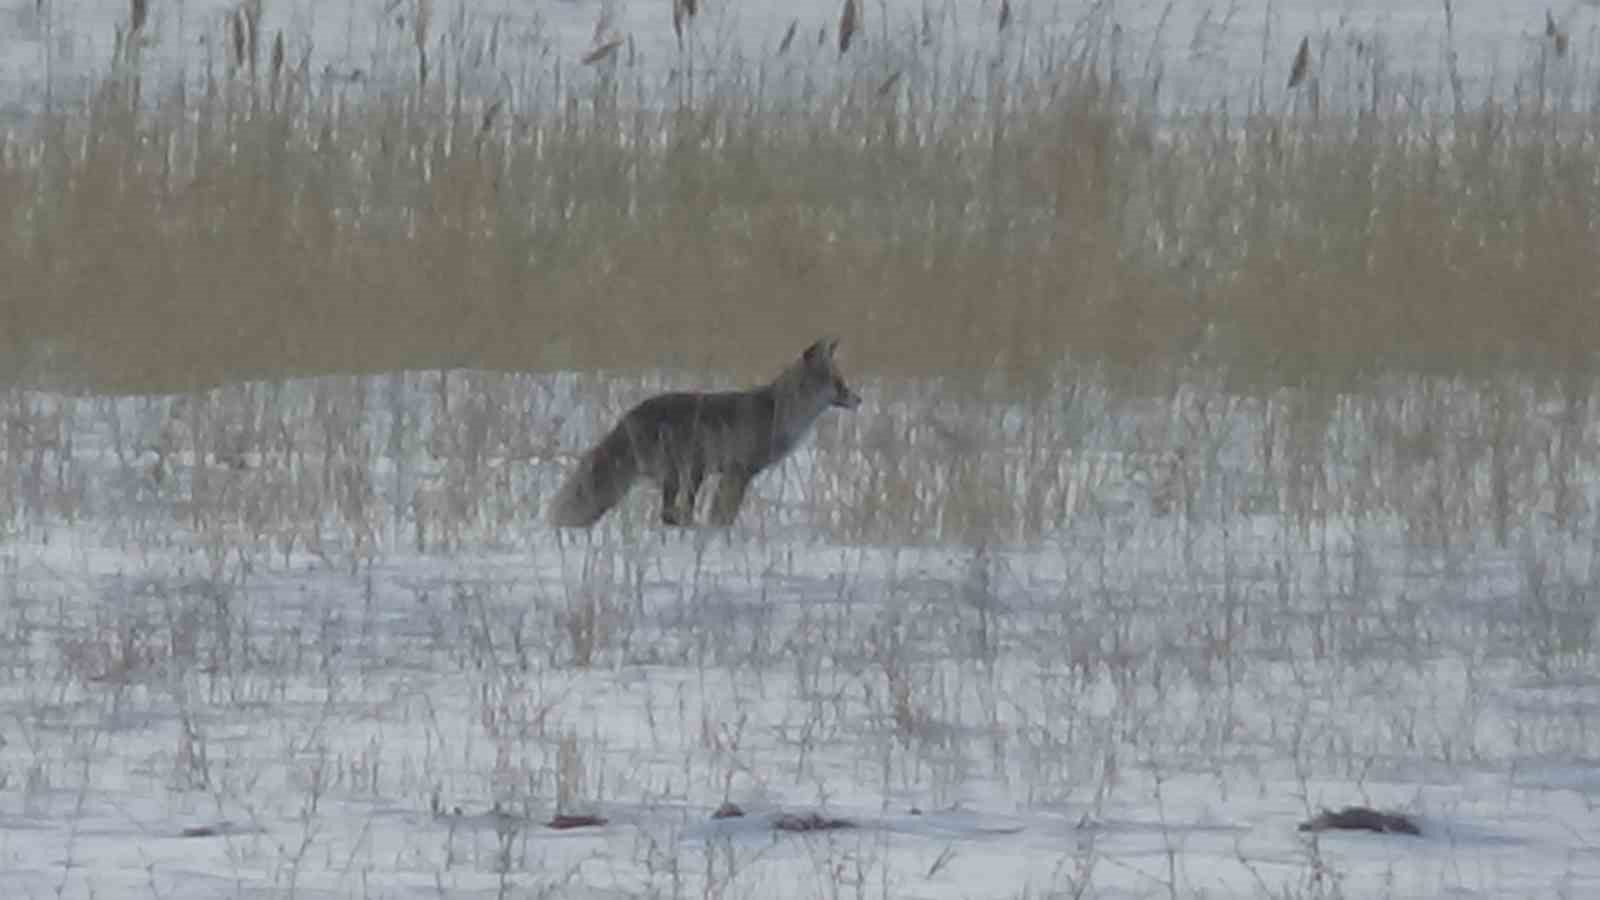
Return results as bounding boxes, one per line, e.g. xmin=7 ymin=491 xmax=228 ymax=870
xmin=661 ymin=460 xmax=705 ymax=526
xmin=709 ymin=468 xmax=754 ymax=526
xmin=659 ymin=471 xmax=684 ymax=525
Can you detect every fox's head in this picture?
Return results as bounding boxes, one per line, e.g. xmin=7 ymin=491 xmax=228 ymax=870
xmin=801 ymin=338 xmax=862 ymax=409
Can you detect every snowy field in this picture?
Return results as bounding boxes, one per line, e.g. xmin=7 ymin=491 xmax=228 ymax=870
xmin=3 ymin=1 xmax=1600 ymax=899
xmin=2 ymin=367 xmax=1599 ymax=899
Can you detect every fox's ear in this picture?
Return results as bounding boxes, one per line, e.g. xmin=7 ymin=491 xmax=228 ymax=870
xmin=803 ymin=338 xmax=838 ymax=363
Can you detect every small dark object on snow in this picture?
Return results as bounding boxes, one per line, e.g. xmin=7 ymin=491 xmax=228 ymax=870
xmin=1299 ymin=806 xmax=1420 ymax=836
xmin=179 ymin=820 xmax=256 ymax=838
xmin=712 ymin=802 xmax=745 ymax=819
xmin=773 ymin=811 xmax=856 ymax=832
xmin=546 ymin=814 xmax=607 ymax=830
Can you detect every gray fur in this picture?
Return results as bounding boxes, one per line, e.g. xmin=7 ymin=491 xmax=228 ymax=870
xmin=548 ymin=338 xmax=861 ymax=528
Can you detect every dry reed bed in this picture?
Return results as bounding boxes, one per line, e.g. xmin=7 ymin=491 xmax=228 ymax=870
xmin=0 ymin=11 xmax=1597 ymax=392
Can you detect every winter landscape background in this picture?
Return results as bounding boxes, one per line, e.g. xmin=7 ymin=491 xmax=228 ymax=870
xmin=2 ymin=1 xmax=1600 ymax=897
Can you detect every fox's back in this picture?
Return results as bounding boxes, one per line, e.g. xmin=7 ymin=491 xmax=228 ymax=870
xmin=618 ymin=388 xmax=782 ymax=474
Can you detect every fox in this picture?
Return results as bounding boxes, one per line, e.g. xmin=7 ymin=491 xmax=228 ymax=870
xmin=547 ymin=338 xmax=862 ymax=528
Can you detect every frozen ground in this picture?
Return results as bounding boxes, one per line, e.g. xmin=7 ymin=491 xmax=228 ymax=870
xmin=1 ymin=370 xmax=1598 ymax=898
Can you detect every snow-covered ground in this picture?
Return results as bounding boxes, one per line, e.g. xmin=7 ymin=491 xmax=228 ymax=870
xmin=1 ymin=369 xmax=1598 ymax=899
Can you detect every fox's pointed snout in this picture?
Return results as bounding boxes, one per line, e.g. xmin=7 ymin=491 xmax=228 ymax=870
xmin=805 ymin=337 xmax=861 ymax=410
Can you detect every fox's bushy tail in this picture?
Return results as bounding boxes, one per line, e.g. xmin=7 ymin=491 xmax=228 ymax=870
xmin=547 ymin=427 xmax=637 ymax=527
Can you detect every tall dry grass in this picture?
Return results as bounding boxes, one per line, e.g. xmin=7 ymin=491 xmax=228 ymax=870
xmin=0 ymin=8 xmax=1596 ymax=394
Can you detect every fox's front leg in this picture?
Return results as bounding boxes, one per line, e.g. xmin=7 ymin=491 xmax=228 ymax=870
xmin=660 ymin=461 xmax=705 ymax=526
xmin=709 ymin=468 xmax=754 ymax=526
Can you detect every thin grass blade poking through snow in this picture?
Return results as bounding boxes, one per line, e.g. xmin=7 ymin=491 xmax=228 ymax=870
xmin=672 ymin=0 xmax=698 ymax=43
xmin=1546 ymin=10 xmax=1569 ymax=57
xmin=1287 ymin=35 xmax=1310 ymax=89
xmin=243 ymin=0 xmax=261 ymax=74
xmin=839 ymin=0 xmax=858 ymax=56
xmin=586 ymin=1 xmax=623 ymax=65
xmin=582 ymin=37 xmax=625 ymax=66
xmin=271 ymin=31 xmax=284 ymax=86
xmin=230 ymin=7 xmax=247 ymax=71
xmin=592 ymin=1 xmax=613 ymax=47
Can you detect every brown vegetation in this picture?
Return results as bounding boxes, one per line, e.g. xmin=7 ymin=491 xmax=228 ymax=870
xmin=1 ymin=14 xmax=1597 ymax=394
